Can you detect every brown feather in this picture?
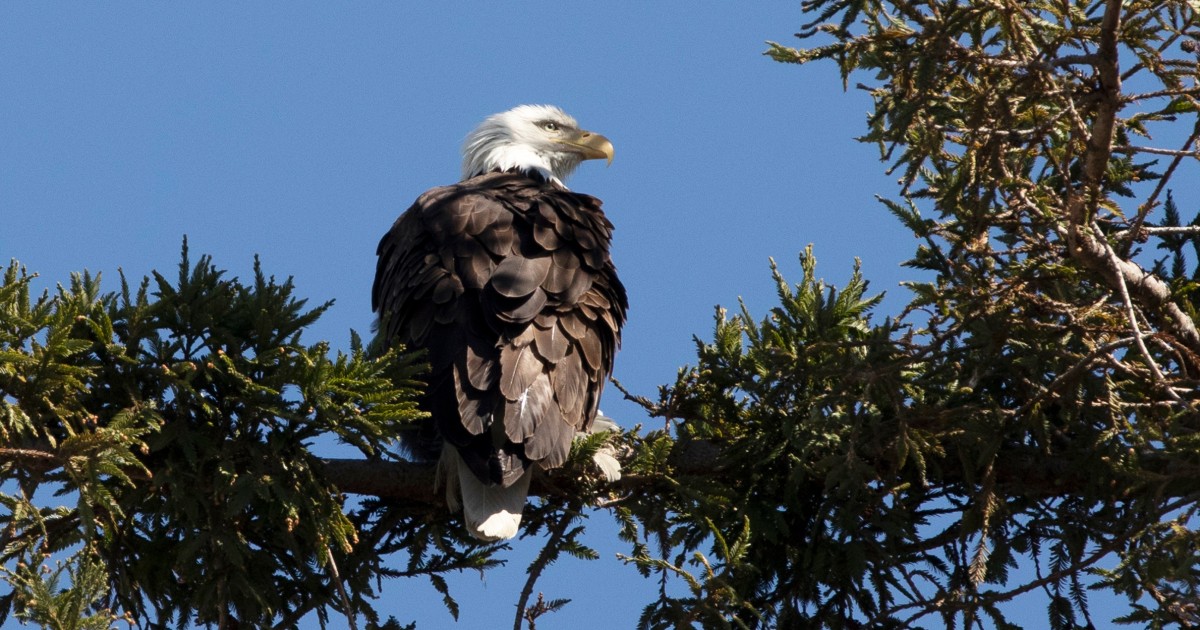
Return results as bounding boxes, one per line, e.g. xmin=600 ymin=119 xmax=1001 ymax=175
xmin=503 ymin=372 xmax=554 ymax=444
xmin=372 ymin=171 xmax=628 ymax=498
xmin=531 ymin=319 xmax=570 ymax=363
xmin=549 ymin=352 xmax=586 ymax=423
xmin=431 ymin=197 xmax=473 ymax=236
xmin=464 ymin=335 xmax=497 ymax=391
xmin=489 ymin=255 xmax=552 ymax=298
xmin=577 ymin=329 xmax=603 ymax=372
xmin=477 ymin=225 xmax=514 ymax=257
xmin=510 ymin=325 xmax=537 ymax=348
xmin=485 ymin=288 xmax=548 ymax=325
xmin=464 ymin=198 xmax=502 ymax=236
xmin=573 ymin=223 xmax=598 ymax=251
xmin=600 ymin=309 xmax=619 ymax=339
xmin=558 ymin=312 xmax=588 ymax=340
xmin=523 ymin=401 xmax=571 ymax=467
xmin=532 ymin=221 xmax=560 ymax=251
xmin=499 ymin=345 xmax=543 ymax=401
xmin=536 ymin=199 xmax=559 ymax=224
xmin=561 ymin=269 xmax=592 ymax=304
xmin=543 ymin=258 xmax=575 ymax=295
xmin=551 ymin=247 xmax=580 ymax=271
xmin=432 ymin=275 xmax=463 ymax=304
xmin=458 ymin=253 xmax=493 ymax=290
xmin=581 ymin=289 xmax=609 ymax=311
xmin=452 ymin=363 xmax=488 ymax=434
xmin=494 ymin=447 xmax=527 ymax=487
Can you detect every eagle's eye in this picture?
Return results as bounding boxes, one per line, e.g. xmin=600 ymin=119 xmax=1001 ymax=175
xmin=541 ymin=121 xmax=561 ymax=132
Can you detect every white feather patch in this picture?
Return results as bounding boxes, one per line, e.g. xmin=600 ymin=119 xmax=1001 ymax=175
xmin=461 ymin=104 xmax=583 ymax=184
xmin=443 ymin=446 xmax=533 ymax=541
xmin=576 ymin=411 xmax=623 ymax=482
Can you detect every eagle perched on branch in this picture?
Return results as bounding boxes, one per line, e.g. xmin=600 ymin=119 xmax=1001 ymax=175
xmin=373 ymin=105 xmax=627 ymax=540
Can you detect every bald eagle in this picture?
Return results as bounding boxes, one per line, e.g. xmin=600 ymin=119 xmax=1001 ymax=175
xmin=373 ymin=105 xmax=626 ymax=541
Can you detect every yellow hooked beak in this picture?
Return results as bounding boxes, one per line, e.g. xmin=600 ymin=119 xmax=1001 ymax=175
xmin=563 ymin=129 xmax=614 ymax=166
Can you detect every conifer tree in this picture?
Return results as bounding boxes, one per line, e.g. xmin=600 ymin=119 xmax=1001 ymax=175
xmin=4 ymin=1 xmax=1200 ymax=628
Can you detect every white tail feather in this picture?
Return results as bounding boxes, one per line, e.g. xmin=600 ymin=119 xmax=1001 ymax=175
xmin=441 ymin=447 xmax=532 ymax=541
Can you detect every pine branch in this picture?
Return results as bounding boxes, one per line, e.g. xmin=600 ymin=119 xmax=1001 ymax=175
xmin=319 ymin=437 xmax=1200 ymax=506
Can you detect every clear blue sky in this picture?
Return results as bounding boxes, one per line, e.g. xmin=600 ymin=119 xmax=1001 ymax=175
xmin=0 ymin=3 xmax=1165 ymax=628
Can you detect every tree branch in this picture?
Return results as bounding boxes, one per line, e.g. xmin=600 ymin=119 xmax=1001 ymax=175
xmin=320 ymin=438 xmax=1200 ymax=508
xmin=1114 ymin=225 xmax=1200 ymax=241
xmin=319 ymin=436 xmax=725 ymax=505
xmin=0 ymin=447 xmax=60 ymax=471
xmin=1061 ymin=0 xmax=1200 ymax=365
xmin=1112 ymin=145 xmax=1200 ymax=158
xmin=514 ymin=509 xmax=575 ymax=630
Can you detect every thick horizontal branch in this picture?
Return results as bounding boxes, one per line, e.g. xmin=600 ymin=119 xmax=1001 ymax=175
xmin=7 ymin=437 xmax=1197 ymax=515
xmin=0 ymin=445 xmax=72 ymax=479
xmin=319 ymin=458 xmax=437 ymax=503
xmin=0 ymin=447 xmax=60 ymax=470
xmin=319 ymin=440 xmax=723 ymax=506
xmin=319 ymin=439 xmax=1200 ymax=508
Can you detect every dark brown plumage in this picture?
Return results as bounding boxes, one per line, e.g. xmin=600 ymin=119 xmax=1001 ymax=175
xmin=373 ymin=168 xmax=626 ymax=525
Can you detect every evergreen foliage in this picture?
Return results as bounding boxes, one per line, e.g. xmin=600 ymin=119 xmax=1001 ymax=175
xmin=4 ymin=1 xmax=1200 ymax=628
xmin=1 ymin=242 xmax=427 ymax=628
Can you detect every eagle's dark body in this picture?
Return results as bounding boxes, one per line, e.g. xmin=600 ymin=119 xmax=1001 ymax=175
xmin=373 ymin=168 xmax=626 ymax=528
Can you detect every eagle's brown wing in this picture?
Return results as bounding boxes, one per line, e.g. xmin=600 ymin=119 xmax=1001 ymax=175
xmin=373 ymin=171 xmax=626 ymax=487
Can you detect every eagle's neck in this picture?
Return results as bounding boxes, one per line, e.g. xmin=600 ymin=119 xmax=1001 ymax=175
xmin=461 ymin=129 xmax=579 ymax=186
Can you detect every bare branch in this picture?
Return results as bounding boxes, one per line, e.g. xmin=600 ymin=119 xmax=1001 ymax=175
xmin=1122 ymin=86 xmax=1200 ymax=103
xmin=514 ymin=510 xmax=575 ymax=630
xmin=0 ymin=448 xmax=59 ymax=470
xmin=1122 ymin=120 xmax=1200 ymax=250
xmin=1114 ymin=225 xmax=1200 ymax=241
xmin=1112 ymin=145 xmax=1200 ymax=158
xmin=1101 ymin=221 xmax=1180 ymax=400
xmin=325 ymin=547 xmax=359 ymax=630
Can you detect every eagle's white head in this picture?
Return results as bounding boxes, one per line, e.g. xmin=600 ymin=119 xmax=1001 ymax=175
xmin=461 ymin=104 xmax=614 ymax=185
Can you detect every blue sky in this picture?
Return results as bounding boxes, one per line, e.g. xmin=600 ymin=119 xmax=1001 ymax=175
xmin=0 ymin=3 xmax=1171 ymax=628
